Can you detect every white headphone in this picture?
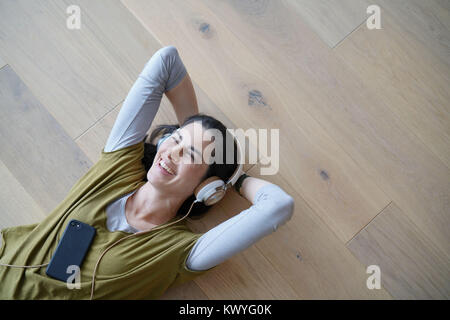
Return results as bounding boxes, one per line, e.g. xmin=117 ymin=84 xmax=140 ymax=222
xmin=156 ymin=127 xmax=243 ymax=206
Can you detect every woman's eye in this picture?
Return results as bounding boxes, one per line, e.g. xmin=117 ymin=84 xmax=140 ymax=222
xmin=172 ymin=137 xmax=195 ymax=161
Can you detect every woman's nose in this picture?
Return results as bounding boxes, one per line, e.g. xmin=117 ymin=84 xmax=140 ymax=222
xmin=169 ymin=144 xmax=183 ymax=163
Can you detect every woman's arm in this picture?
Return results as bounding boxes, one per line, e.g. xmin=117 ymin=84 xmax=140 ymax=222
xmin=165 ymin=72 xmax=199 ymax=126
xmin=104 ymin=46 xmax=191 ymax=153
xmin=186 ymin=177 xmax=295 ymax=271
xmin=238 ymin=176 xmax=273 ymax=205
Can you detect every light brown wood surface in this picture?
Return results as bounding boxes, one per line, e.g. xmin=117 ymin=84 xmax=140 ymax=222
xmin=285 ymin=0 xmax=372 ymax=48
xmin=336 ymin=2 xmax=450 ymax=169
xmin=235 ymin=162 xmax=390 ymax=299
xmin=373 ymin=0 xmax=450 ymax=69
xmin=1 ymin=0 xmax=448 ymax=299
xmin=0 ymin=0 xmax=159 ymax=140
xmin=0 ymin=65 xmax=93 ymax=214
xmin=348 ymin=201 xmax=450 ymax=299
xmin=0 ymin=159 xmax=47 ymax=230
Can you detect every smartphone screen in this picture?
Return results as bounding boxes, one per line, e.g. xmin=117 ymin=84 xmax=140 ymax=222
xmin=46 ymin=219 xmax=96 ymax=283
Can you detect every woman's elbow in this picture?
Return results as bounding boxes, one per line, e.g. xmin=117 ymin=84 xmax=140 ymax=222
xmin=270 ymin=194 xmax=295 ymax=231
xmin=281 ymin=194 xmax=295 ymax=220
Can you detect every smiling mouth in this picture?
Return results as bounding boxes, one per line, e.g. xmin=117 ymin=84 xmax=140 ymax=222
xmin=157 ymin=158 xmax=175 ymax=175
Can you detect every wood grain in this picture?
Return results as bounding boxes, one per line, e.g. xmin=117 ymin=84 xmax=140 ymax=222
xmin=373 ymin=0 xmax=450 ymax=67
xmin=0 ymin=55 xmax=5 ymax=69
xmin=230 ymin=162 xmax=391 ymax=298
xmin=284 ymin=0 xmax=372 ymax=48
xmin=0 ymin=0 xmax=161 ymax=139
xmin=348 ymin=201 xmax=450 ymax=299
xmin=188 ymin=0 xmax=450 ymax=255
xmin=0 ymin=65 xmax=92 ymax=214
xmin=335 ymin=7 xmax=450 ymax=169
xmin=0 ymin=160 xmax=47 ymax=230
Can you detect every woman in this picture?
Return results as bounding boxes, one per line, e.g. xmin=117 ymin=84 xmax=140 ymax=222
xmin=0 ymin=46 xmax=294 ymax=299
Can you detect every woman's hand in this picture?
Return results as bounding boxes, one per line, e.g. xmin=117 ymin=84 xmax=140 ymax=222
xmin=237 ymin=175 xmax=273 ymax=204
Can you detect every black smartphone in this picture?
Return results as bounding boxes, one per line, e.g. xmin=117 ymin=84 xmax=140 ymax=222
xmin=46 ymin=219 xmax=96 ymax=282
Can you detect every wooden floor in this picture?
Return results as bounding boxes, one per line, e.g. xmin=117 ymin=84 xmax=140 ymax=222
xmin=0 ymin=0 xmax=449 ymax=299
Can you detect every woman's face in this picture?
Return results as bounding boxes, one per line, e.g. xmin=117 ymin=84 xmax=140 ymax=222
xmin=147 ymin=121 xmax=214 ymax=198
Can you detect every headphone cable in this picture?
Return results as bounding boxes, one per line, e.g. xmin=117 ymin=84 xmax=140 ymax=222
xmin=89 ymin=198 xmax=199 ymax=300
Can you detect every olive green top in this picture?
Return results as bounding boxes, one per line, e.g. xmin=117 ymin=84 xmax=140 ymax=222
xmin=0 ymin=141 xmax=213 ymax=299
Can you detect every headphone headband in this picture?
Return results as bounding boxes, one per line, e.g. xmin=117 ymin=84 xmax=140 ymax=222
xmin=225 ymin=128 xmax=244 ymax=188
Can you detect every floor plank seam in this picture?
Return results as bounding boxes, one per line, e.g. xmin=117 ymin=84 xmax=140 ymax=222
xmin=74 ymin=99 xmax=124 ymax=142
xmin=345 ymin=200 xmax=392 ymax=247
xmin=254 ymin=244 xmax=299 ymax=299
xmin=332 ymin=17 xmax=368 ymax=50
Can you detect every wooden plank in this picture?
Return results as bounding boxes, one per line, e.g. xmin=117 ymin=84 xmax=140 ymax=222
xmin=121 ymin=0 xmax=391 ymax=247
xmin=0 ymin=64 xmax=92 ymax=214
xmin=0 ymin=55 xmax=5 ymax=69
xmin=0 ymin=0 xmax=162 ymax=139
xmin=173 ymin=0 xmax=450 ymax=256
xmin=373 ymin=0 xmax=450 ymax=67
xmin=348 ymin=201 xmax=450 ymax=299
xmin=216 ymin=162 xmax=390 ymax=298
xmin=335 ymin=6 xmax=450 ymax=169
xmin=0 ymin=160 xmax=47 ymax=230
xmin=285 ymin=0 xmax=372 ymax=48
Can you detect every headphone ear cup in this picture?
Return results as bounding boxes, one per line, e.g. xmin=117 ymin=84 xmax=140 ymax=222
xmin=194 ymin=176 xmax=226 ymax=206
